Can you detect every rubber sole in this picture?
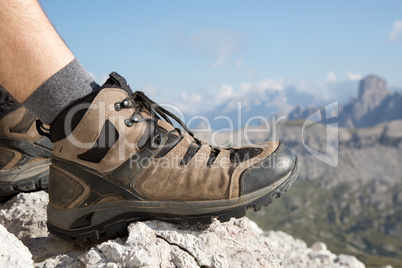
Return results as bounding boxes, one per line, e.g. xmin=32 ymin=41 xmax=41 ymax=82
xmin=48 ymin=159 xmax=299 ymax=242
xmin=0 ymin=162 xmax=50 ymax=197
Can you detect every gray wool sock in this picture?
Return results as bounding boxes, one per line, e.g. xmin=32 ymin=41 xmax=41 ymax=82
xmin=23 ymin=58 xmax=99 ymax=124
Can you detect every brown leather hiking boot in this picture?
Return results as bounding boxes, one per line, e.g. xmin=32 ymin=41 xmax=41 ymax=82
xmin=0 ymin=107 xmax=52 ymax=196
xmin=46 ymin=72 xmax=299 ymax=241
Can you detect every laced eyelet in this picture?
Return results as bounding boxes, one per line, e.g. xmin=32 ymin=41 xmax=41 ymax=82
xmin=124 ymin=119 xmax=134 ymax=127
xmin=150 ymin=133 xmax=162 ymax=149
xmin=114 ymin=102 xmax=122 ymax=111
xmin=132 ymin=115 xmax=140 ymax=122
xmin=123 ymin=100 xmax=130 ymax=107
xmin=124 ymin=115 xmax=140 ymax=127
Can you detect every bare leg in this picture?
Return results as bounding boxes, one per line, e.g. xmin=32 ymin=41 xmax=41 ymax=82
xmin=0 ymin=0 xmax=74 ymax=103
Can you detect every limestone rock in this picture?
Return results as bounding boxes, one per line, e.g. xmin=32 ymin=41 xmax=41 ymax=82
xmin=336 ymin=254 xmax=366 ymax=268
xmin=286 ymin=74 xmax=402 ymax=129
xmin=0 ymin=191 xmax=281 ymax=267
xmin=79 ymin=218 xmax=281 ymax=268
xmin=0 ymin=191 xmax=84 ymax=263
xmin=0 ymin=224 xmax=33 ymax=268
xmin=357 ymin=75 xmax=389 ymax=107
xmin=0 ymin=190 xmax=369 ymax=268
xmin=0 ymin=191 xmax=49 ymax=242
xmin=264 ymin=230 xmax=365 ymax=268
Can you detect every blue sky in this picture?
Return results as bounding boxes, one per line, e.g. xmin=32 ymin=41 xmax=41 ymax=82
xmin=41 ymin=0 xmax=402 ymax=114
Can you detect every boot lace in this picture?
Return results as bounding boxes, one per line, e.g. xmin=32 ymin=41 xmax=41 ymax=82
xmin=114 ymin=91 xmax=204 ymax=148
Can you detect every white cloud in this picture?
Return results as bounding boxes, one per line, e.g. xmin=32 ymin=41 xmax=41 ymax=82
xmin=326 ymin=71 xmax=337 ymax=83
xmin=175 ymin=71 xmax=361 ymax=116
xmin=217 ymin=84 xmax=234 ymax=100
xmin=346 ymin=72 xmax=362 ymax=82
xmin=297 ymin=79 xmax=316 ymax=95
xmin=389 ymin=20 xmax=402 ymax=42
xmin=176 ymin=91 xmax=204 ymax=114
xmin=293 ymin=72 xmax=360 ymax=104
xmin=176 ymin=78 xmax=285 ymax=115
xmin=180 ymin=92 xmax=202 ymax=103
xmin=257 ymin=79 xmax=284 ymax=92
xmin=239 ymin=83 xmax=252 ymax=93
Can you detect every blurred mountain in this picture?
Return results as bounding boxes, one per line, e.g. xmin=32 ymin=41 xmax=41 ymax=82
xmin=195 ymin=119 xmax=402 ymax=268
xmin=187 ymin=75 xmax=389 ymax=131
xmin=289 ymin=75 xmax=402 ymax=128
xmin=189 ymin=73 xmax=402 ymax=267
xmin=187 ymin=85 xmax=315 ymax=131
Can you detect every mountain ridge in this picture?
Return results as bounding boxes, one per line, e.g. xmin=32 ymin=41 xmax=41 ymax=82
xmin=289 ymin=75 xmax=402 ymax=128
xmin=194 ymin=118 xmax=402 ymax=268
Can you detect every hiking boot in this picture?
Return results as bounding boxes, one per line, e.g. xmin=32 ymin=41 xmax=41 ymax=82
xmin=0 ymin=107 xmax=52 ymax=197
xmin=46 ymin=72 xmax=299 ymax=241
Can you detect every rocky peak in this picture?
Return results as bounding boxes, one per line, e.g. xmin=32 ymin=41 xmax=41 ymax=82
xmin=358 ymin=75 xmax=390 ymax=108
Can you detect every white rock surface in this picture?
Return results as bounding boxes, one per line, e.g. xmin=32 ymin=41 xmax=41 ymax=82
xmin=0 ymin=224 xmax=33 ymax=268
xmin=49 ymin=218 xmax=281 ymax=268
xmin=0 ymin=191 xmax=49 ymax=241
xmin=0 ymin=192 xmax=82 ymax=263
xmin=0 ymin=191 xmax=369 ymax=268
xmin=337 ymin=254 xmax=366 ymax=268
xmin=0 ymin=191 xmax=280 ymax=267
xmin=264 ymin=230 xmax=365 ymax=268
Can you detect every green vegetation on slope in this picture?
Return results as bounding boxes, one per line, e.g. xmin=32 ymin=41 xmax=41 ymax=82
xmin=247 ymin=179 xmax=402 ymax=268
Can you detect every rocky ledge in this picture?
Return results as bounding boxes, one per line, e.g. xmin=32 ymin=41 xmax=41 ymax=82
xmin=0 ymin=191 xmax=365 ymax=268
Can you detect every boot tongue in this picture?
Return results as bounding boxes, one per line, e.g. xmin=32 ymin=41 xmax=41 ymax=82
xmin=102 ymin=72 xmax=133 ymax=95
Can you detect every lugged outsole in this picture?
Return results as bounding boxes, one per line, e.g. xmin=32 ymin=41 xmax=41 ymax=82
xmin=0 ymin=171 xmax=49 ymax=197
xmin=48 ymin=159 xmax=299 ymax=242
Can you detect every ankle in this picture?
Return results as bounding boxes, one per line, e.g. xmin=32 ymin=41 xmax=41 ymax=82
xmin=23 ymin=59 xmax=99 ymax=125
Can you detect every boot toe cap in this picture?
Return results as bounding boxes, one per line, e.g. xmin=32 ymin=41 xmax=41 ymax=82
xmin=240 ymin=142 xmax=296 ymax=196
